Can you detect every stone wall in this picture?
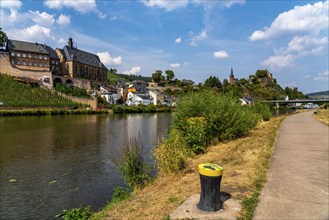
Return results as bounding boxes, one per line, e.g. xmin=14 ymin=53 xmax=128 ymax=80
xmin=0 ymin=52 xmax=52 ymax=85
xmin=56 ymin=92 xmax=98 ymax=110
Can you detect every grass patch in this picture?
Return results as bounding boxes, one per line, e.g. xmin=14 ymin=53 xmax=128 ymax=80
xmin=92 ymin=116 xmax=285 ymax=219
xmin=313 ymin=109 xmax=329 ymax=126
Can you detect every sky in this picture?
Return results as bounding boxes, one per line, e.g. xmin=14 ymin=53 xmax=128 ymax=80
xmin=0 ymin=0 xmax=328 ymax=93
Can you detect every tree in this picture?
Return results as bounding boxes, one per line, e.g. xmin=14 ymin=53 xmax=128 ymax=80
xmin=109 ymin=68 xmax=117 ymax=74
xmin=152 ymin=70 xmax=164 ymax=83
xmin=165 ymin=70 xmax=175 ymax=81
xmin=222 ymin=79 xmax=229 ymax=93
xmin=255 ymin=69 xmax=269 ymax=78
xmin=204 ymin=76 xmax=222 ymax=88
xmin=0 ymin=28 xmax=8 ymax=47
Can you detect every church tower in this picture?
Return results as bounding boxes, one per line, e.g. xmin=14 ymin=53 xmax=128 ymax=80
xmin=230 ymin=67 xmax=235 ymax=84
xmin=68 ymin=37 xmax=73 ymax=48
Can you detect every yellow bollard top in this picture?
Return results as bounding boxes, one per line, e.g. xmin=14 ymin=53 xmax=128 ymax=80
xmin=198 ymin=163 xmax=223 ymax=177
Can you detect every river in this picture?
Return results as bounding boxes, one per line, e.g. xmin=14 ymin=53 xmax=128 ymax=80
xmin=0 ymin=113 xmax=172 ymax=220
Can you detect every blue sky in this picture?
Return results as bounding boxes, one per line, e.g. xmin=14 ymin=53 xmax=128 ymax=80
xmin=1 ymin=0 xmax=328 ymax=93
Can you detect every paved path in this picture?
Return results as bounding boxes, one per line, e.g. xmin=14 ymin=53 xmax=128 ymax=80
xmin=254 ymin=111 xmax=329 ymax=220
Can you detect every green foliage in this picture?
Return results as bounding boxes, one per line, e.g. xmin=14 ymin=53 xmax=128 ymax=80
xmin=0 ymin=74 xmax=83 ymax=108
xmin=0 ymin=28 xmax=8 ymax=46
xmin=238 ymin=192 xmax=260 ymax=220
xmin=164 ymin=70 xmax=175 ymax=81
xmin=284 ymin=87 xmax=307 ymax=99
xmin=250 ymin=102 xmax=272 ymax=121
xmin=111 ymin=186 xmax=130 ymax=203
xmin=185 ymin=117 xmax=208 ymax=153
xmin=0 ymin=109 xmax=108 ymax=116
xmin=152 ymin=70 xmax=165 ymax=83
xmin=204 ymin=76 xmax=222 ymax=88
xmin=154 ymin=129 xmax=188 ymax=173
xmin=57 ymin=206 xmax=92 ymax=220
xmin=55 ymin=83 xmax=89 ymax=98
xmin=112 ymin=105 xmax=171 ymax=114
xmin=173 ymin=90 xmax=260 ymax=145
xmin=111 ymin=136 xmax=151 ymax=189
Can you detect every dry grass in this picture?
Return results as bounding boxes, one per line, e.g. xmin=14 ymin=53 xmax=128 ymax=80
xmin=93 ymin=116 xmax=285 ymax=220
xmin=313 ymin=109 xmax=329 ymax=126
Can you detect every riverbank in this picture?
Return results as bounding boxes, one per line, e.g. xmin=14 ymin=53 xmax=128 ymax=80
xmin=0 ymin=108 xmax=109 ymax=116
xmin=0 ymin=105 xmax=173 ymax=116
xmin=313 ymin=109 xmax=329 ymax=125
xmin=91 ymin=115 xmax=286 ymax=219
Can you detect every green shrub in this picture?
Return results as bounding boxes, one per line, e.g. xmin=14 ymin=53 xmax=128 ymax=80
xmin=173 ymin=90 xmax=260 ymax=146
xmin=111 ymin=135 xmax=151 ymax=189
xmin=154 ymin=129 xmax=188 ymax=173
xmin=250 ymin=102 xmax=272 ymax=121
xmin=56 ymin=206 xmax=92 ymax=220
xmin=111 ymin=186 xmax=130 ymax=203
xmin=185 ymin=117 xmax=208 ymax=153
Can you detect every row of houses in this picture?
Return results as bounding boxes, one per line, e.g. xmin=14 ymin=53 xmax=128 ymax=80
xmin=100 ymin=80 xmax=176 ymax=106
xmin=1 ymin=37 xmax=107 ymax=84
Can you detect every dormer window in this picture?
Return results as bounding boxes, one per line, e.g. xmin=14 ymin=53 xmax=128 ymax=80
xmin=39 ymin=55 xmax=42 ymax=59
xmin=44 ymin=55 xmax=47 ymax=60
xmin=17 ymin=53 xmax=21 ymax=57
xmin=11 ymin=52 xmax=15 ymax=56
xmin=22 ymin=53 xmax=26 ymax=58
xmin=28 ymin=53 xmax=31 ymax=58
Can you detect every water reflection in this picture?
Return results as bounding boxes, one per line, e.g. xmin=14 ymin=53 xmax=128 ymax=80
xmin=0 ymin=113 xmax=171 ymax=219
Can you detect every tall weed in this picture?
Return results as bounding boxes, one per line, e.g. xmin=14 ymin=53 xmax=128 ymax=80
xmin=111 ymin=135 xmax=151 ymax=189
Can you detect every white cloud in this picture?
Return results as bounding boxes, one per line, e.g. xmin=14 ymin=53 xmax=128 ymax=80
xmin=97 ymin=51 xmax=122 ymax=67
xmin=261 ymin=54 xmax=295 ymax=69
xmin=43 ymin=0 xmax=106 ymax=18
xmin=170 ymin=63 xmax=180 ymax=68
xmin=28 ymin=10 xmax=55 ymax=27
xmin=213 ymin=50 xmax=229 ymax=58
xmin=175 ymin=37 xmax=182 ymax=44
xmin=123 ymin=66 xmax=141 ymax=75
xmin=250 ymin=1 xmax=328 ymax=41
xmin=57 ymin=14 xmax=70 ymax=25
xmin=143 ymin=0 xmax=245 ymax=11
xmin=286 ymin=36 xmax=328 ymax=56
xmin=142 ymin=0 xmax=189 ymax=11
xmin=7 ymin=24 xmax=53 ymax=42
xmin=303 ymin=75 xmax=311 ymax=78
xmin=1 ymin=0 xmax=22 ymax=9
xmin=190 ymin=28 xmax=208 ymax=46
xmin=314 ymin=70 xmax=329 ymax=81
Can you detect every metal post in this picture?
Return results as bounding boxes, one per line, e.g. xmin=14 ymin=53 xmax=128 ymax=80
xmin=197 ymin=163 xmax=224 ymax=212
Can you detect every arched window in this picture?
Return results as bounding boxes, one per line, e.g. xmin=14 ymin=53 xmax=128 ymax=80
xmin=66 ymin=63 xmax=69 ymax=74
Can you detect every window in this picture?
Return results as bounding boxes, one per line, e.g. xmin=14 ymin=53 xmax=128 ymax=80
xmin=22 ymin=61 xmax=26 ymax=65
xmin=17 ymin=53 xmax=21 ymax=57
xmin=39 ymin=55 xmax=42 ymax=59
xmin=34 ymin=55 xmax=37 ymax=59
xmin=11 ymin=52 xmax=15 ymax=56
xmin=44 ymin=55 xmax=47 ymax=60
xmin=11 ymin=60 xmax=15 ymax=65
xmin=28 ymin=61 xmax=32 ymax=66
xmin=28 ymin=53 xmax=32 ymax=58
xmin=44 ymin=62 xmax=48 ymax=67
xmin=33 ymin=62 xmax=37 ymax=67
xmin=38 ymin=62 xmax=42 ymax=67
xmin=16 ymin=60 xmax=20 ymax=65
xmin=56 ymin=61 xmax=58 ymax=65
xmin=22 ymin=54 xmax=26 ymax=58
xmin=52 ymin=60 xmax=54 ymax=64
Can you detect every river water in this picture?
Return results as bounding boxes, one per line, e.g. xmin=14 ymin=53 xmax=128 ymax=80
xmin=0 ymin=113 xmax=172 ymax=220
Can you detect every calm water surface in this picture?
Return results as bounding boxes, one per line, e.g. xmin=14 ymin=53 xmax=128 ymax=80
xmin=0 ymin=113 xmax=172 ymax=220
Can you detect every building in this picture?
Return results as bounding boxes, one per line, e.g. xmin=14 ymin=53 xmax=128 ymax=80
xmin=229 ymin=67 xmax=239 ymax=85
xmin=6 ymin=39 xmax=60 ymax=73
xmin=55 ymin=37 xmax=107 ymax=82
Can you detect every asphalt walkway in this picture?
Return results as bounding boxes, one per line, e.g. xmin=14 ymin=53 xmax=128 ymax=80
xmin=254 ymin=111 xmax=329 ymax=220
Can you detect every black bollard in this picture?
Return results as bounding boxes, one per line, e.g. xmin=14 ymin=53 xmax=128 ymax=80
xmin=197 ymin=163 xmax=224 ymax=212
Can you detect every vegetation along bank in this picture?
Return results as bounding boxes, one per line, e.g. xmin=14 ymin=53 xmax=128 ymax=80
xmin=86 ymin=89 xmax=284 ymax=220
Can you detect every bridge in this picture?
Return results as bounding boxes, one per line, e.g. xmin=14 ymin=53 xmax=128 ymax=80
xmin=261 ymin=99 xmax=329 ymax=108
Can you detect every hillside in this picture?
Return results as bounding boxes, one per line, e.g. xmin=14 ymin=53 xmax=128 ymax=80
xmin=307 ymin=90 xmax=329 ymax=98
xmin=107 ymin=72 xmax=152 ymax=84
xmin=0 ymin=74 xmax=82 ymax=108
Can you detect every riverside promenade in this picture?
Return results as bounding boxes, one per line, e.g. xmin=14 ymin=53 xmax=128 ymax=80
xmin=254 ymin=111 xmax=329 ymax=219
